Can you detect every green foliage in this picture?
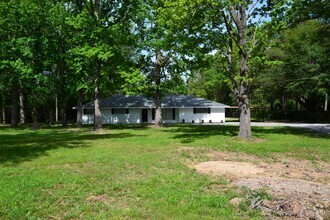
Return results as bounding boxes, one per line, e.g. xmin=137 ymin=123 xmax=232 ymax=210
xmin=187 ymin=53 xmax=233 ymax=104
xmin=119 ymin=68 xmax=147 ymax=95
xmin=254 ymin=20 xmax=330 ymax=110
xmin=134 ymin=0 xmax=192 ymax=100
xmin=0 ymin=0 xmax=328 ymax=125
xmin=287 ymin=0 xmax=330 ymax=23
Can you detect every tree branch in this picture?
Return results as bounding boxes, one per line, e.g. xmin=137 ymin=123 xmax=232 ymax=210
xmin=247 ymin=0 xmax=260 ymax=19
xmin=229 ymin=6 xmax=243 ymax=30
xmin=248 ymin=26 xmax=258 ymax=55
xmin=222 ymin=9 xmax=242 ymax=52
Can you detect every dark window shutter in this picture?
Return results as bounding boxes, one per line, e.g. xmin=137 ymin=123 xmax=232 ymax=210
xmin=193 ymin=108 xmax=196 ymax=114
xmin=172 ymin=108 xmax=175 ymax=120
xmin=208 ymin=108 xmax=211 ymax=114
xmin=126 ymin=109 xmax=129 ymax=114
xmin=111 ymin=109 xmax=114 ymax=114
xmin=152 ymin=109 xmax=155 ymax=120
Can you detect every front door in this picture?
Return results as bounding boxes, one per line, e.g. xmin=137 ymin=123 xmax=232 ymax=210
xmin=142 ymin=109 xmax=148 ymax=123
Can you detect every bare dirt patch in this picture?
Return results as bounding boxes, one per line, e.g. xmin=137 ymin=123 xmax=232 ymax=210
xmin=85 ymin=194 xmax=111 ymax=206
xmin=195 ymin=161 xmax=265 ymax=177
xmin=182 ymin=147 xmax=330 ymax=219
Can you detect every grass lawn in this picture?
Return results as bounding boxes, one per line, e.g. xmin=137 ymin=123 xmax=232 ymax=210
xmin=0 ymin=124 xmax=329 ymax=219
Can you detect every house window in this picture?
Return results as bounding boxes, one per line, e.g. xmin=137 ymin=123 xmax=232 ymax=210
xmin=162 ymin=108 xmax=175 ymax=120
xmin=193 ymin=108 xmax=210 ymax=114
xmin=112 ymin=108 xmax=129 ymax=114
xmin=152 ymin=108 xmax=175 ymax=120
xmin=83 ymin=109 xmax=94 ymax=114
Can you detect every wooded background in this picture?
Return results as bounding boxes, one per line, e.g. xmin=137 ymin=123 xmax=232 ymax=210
xmin=0 ymin=0 xmax=329 ymax=135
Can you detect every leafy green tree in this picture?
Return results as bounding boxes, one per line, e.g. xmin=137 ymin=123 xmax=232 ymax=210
xmin=0 ymin=0 xmax=50 ymax=128
xmin=163 ymin=0 xmax=288 ymax=138
xmin=47 ymin=2 xmax=73 ymax=127
xmin=187 ymin=53 xmax=233 ymax=104
xmin=67 ymin=0 xmax=139 ymax=130
xmin=258 ymin=20 xmax=330 ymax=112
xmin=135 ymin=0 xmax=191 ymax=126
xmin=284 ymin=20 xmax=329 ymax=111
xmin=287 ymin=0 xmax=330 ymax=24
xmin=219 ymin=1 xmax=290 ymax=138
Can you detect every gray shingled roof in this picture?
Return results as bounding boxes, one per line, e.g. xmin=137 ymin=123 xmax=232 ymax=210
xmin=82 ymin=94 xmax=229 ymax=109
xmin=162 ymin=95 xmax=229 ymax=108
xmin=83 ymin=95 xmax=155 ymax=108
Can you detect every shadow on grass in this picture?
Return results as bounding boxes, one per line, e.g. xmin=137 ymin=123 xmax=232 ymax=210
xmin=163 ymin=125 xmax=237 ymax=144
xmin=0 ymin=123 xmax=152 ymax=131
xmin=163 ymin=124 xmax=329 ymax=144
xmin=0 ymin=127 xmax=145 ymax=166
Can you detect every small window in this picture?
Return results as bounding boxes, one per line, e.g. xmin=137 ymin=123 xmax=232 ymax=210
xmin=193 ymin=108 xmax=210 ymax=114
xmin=162 ymin=108 xmax=175 ymax=120
xmin=112 ymin=108 xmax=129 ymax=114
xmin=83 ymin=109 xmax=94 ymax=114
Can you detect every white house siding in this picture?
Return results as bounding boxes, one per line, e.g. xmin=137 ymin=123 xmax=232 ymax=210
xmin=82 ymin=114 xmax=94 ymax=124
xmin=109 ymin=108 xmax=141 ymax=124
xmin=82 ymin=107 xmax=226 ymax=124
xmin=178 ymin=108 xmax=225 ymax=123
xmin=82 ymin=108 xmax=141 ymax=124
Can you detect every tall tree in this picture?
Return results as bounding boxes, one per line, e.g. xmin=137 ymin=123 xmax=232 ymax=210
xmin=68 ymin=0 xmax=139 ymax=130
xmin=159 ymin=0 xmax=288 ymax=138
xmin=222 ymin=2 xmax=254 ymax=138
xmin=136 ymin=1 xmax=170 ymax=126
xmin=257 ymin=20 xmax=330 ymax=112
xmin=137 ymin=0 xmax=200 ymax=126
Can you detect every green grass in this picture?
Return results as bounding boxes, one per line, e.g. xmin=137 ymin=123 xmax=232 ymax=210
xmin=0 ymin=124 xmax=329 ymax=219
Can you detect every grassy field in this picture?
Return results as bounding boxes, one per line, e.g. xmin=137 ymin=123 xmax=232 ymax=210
xmin=0 ymin=124 xmax=329 ymax=219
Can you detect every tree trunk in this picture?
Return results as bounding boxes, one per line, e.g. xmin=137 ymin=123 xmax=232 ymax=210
xmin=281 ymin=95 xmax=287 ymax=111
xmin=76 ymin=90 xmax=83 ymax=128
xmin=60 ymin=100 xmax=67 ymax=127
xmin=56 ymin=55 xmax=68 ymax=127
xmin=153 ymin=50 xmax=164 ymax=127
xmin=19 ymin=91 xmax=25 ymax=124
xmin=94 ymin=60 xmax=102 ymax=130
xmin=55 ymin=95 xmax=58 ymax=123
xmin=154 ymin=93 xmax=162 ymax=126
xmin=49 ymin=106 xmax=54 ymax=125
xmin=32 ymin=107 xmax=38 ymax=130
xmin=270 ymin=101 xmax=274 ymax=111
xmin=325 ymin=93 xmax=328 ymax=111
xmin=238 ymin=95 xmax=252 ymax=139
xmin=11 ymin=83 xmax=19 ymax=127
xmin=225 ymin=5 xmax=252 ymax=139
xmin=1 ymin=95 xmax=5 ymax=124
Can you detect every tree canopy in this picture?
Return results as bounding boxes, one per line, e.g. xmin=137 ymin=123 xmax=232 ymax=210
xmin=0 ymin=0 xmax=329 ymax=136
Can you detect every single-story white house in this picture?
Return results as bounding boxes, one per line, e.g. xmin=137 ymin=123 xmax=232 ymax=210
xmin=79 ymin=94 xmax=230 ymax=124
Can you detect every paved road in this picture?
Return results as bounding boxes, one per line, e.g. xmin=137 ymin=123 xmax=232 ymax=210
xmin=223 ymin=122 xmax=330 ymax=135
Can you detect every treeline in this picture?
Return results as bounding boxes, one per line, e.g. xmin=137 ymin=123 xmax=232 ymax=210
xmin=0 ymin=0 xmax=329 ymax=131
